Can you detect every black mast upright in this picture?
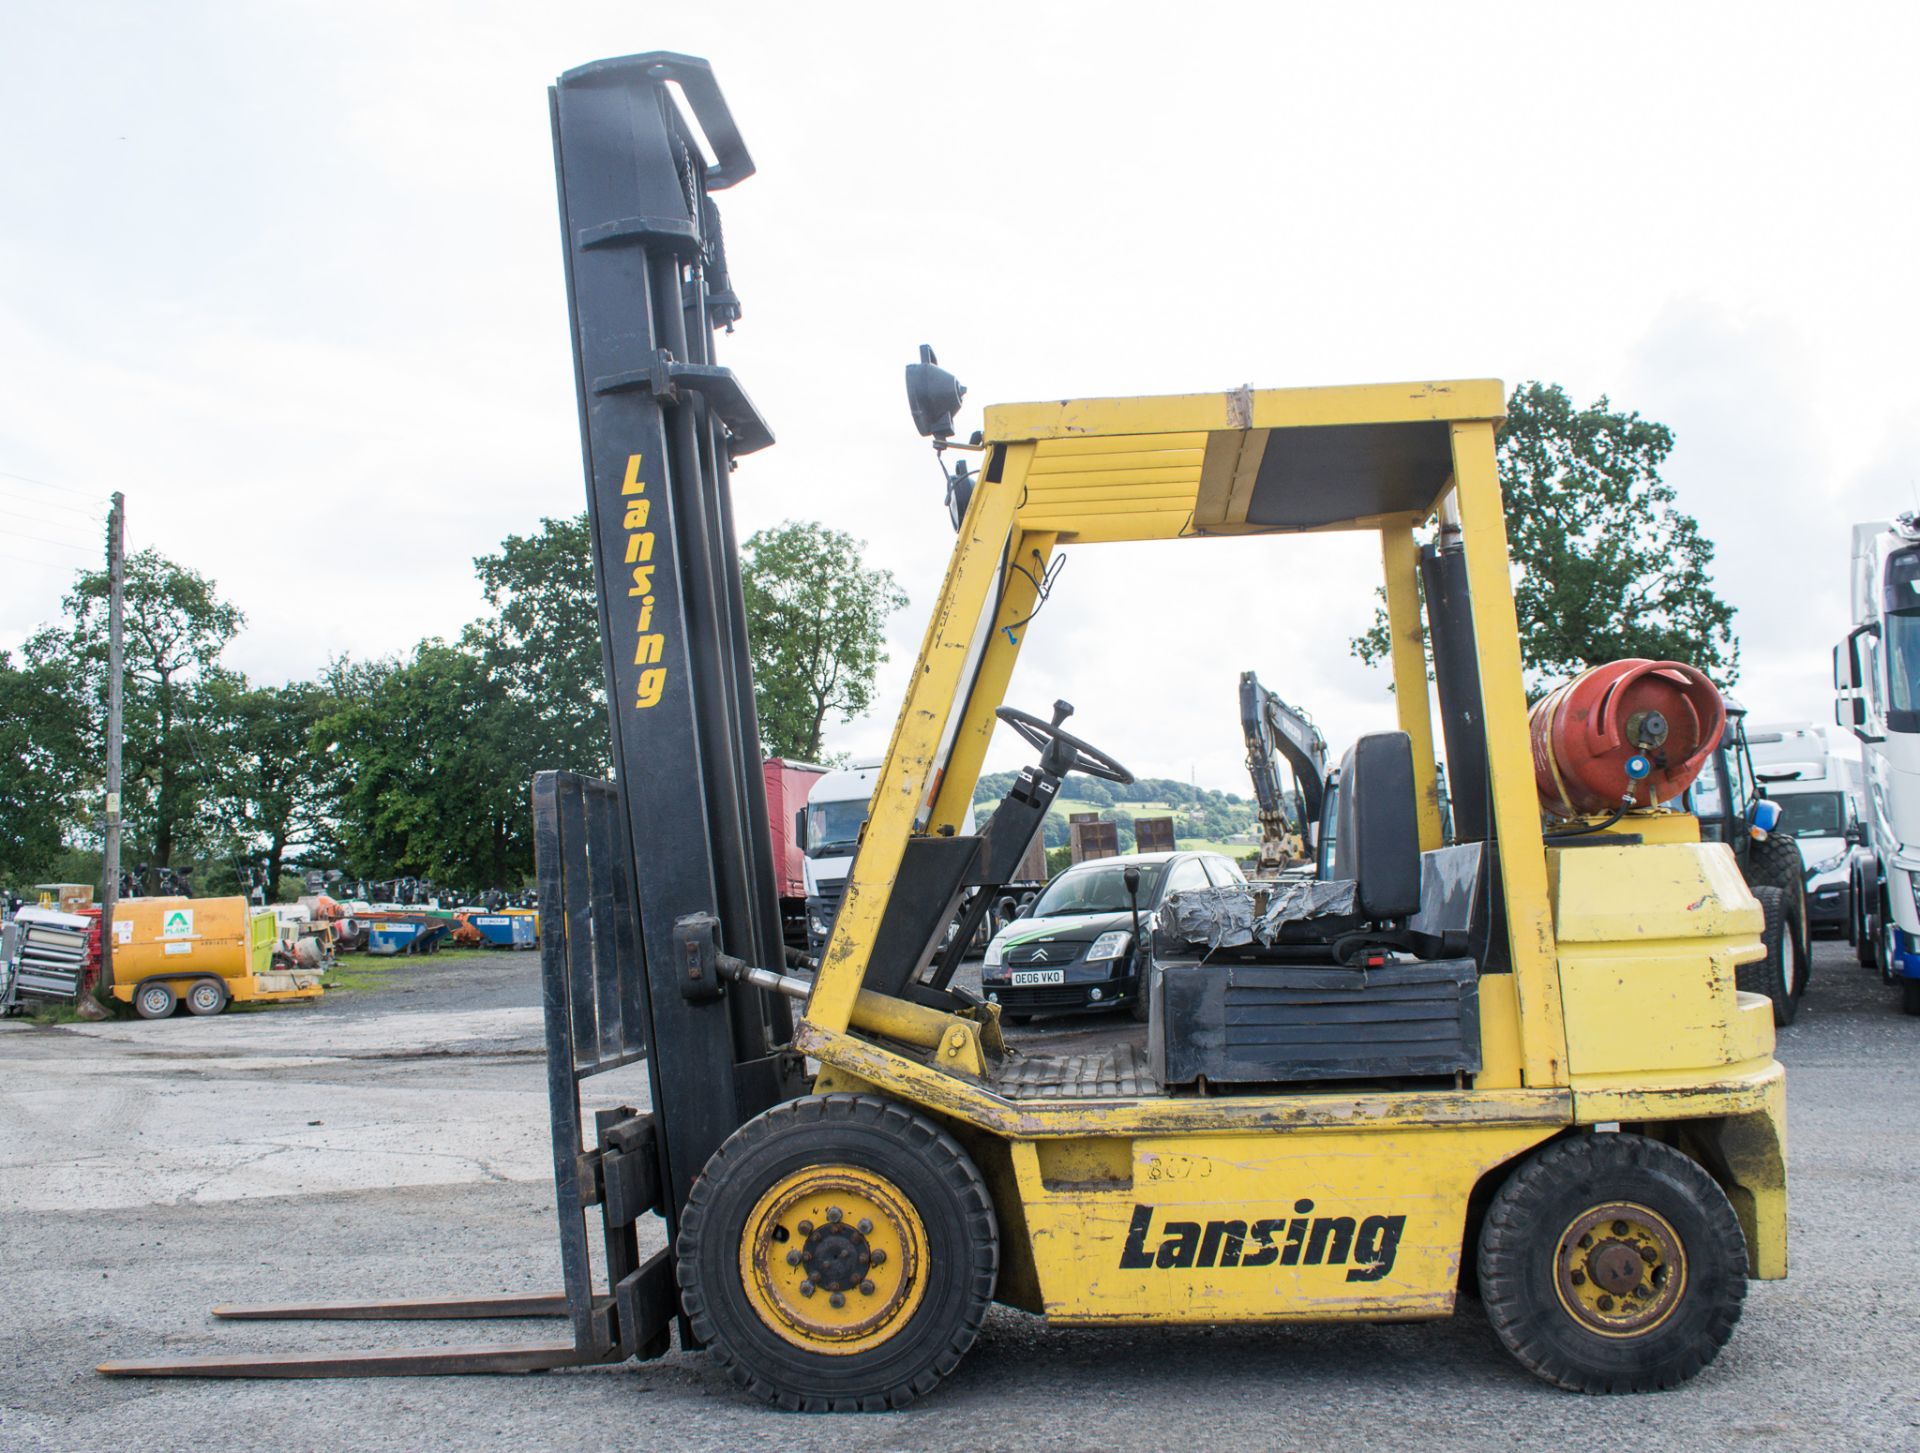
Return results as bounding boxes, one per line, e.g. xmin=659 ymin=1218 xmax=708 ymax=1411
xmin=550 ymin=53 xmax=798 ymax=1235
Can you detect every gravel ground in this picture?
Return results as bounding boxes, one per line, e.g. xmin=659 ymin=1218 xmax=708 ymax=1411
xmin=3 ymin=938 xmax=1917 ymax=1452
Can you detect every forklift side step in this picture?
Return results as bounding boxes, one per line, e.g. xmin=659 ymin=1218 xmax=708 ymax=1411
xmin=211 ymin=1292 xmax=571 ymax=1321
xmin=97 ymin=1341 xmax=614 ymax=1379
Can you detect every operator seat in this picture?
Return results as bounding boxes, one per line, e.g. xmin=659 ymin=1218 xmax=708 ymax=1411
xmin=1328 ymin=732 xmax=1422 ymax=924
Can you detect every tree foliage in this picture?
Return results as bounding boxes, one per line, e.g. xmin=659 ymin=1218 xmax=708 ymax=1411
xmin=1352 ymin=382 xmax=1738 ymax=690
xmin=314 ymin=643 xmax=542 ymax=889
xmin=0 ymin=649 xmax=90 ymax=884
xmin=463 ymin=513 xmax=609 ymax=778
xmin=741 ymin=521 xmax=907 ymax=761
xmin=211 ymin=678 xmax=336 ymax=887
xmin=26 ymin=549 xmax=243 ymax=869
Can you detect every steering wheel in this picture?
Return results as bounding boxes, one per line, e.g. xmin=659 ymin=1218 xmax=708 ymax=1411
xmin=996 ymin=700 xmax=1135 ymax=785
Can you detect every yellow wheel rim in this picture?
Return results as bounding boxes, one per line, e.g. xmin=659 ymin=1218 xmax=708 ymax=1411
xmin=738 ymin=1163 xmax=930 ymax=1356
xmin=1554 ymin=1200 xmax=1688 ymax=1338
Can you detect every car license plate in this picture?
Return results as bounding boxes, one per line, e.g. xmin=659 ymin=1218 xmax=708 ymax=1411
xmin=1011 ymin=969 xmax=1065 ymax=986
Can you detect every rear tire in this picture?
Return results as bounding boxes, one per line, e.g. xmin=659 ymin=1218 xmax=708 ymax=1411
xmin=1903 ymin=978 xmax=1920 ymax=1017
xmin=1479 ymin=1133 xmax=1747 ymax=1393
xmin=133 ymin=982 xmax=177 ymax=1020
xmin=677 ymin=1093 xmax=997 ymax=1412
xmin=184 ymin=978 xmax=229 ymax=1016
xmin=1739 ymin=886 xmax=1798 ymax=1026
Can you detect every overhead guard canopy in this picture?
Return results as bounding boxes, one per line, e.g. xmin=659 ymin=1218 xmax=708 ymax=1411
xmin=984 ymin=378 xmax=1507 ymax=542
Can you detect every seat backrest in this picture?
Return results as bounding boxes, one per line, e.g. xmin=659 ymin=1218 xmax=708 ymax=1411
xmin=1330 ymin=732 xmax=1421 ymax=921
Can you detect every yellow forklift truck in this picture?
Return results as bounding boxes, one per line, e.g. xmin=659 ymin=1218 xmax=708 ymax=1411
xmin=101 ymin=52 xmax=1784 ymax=1405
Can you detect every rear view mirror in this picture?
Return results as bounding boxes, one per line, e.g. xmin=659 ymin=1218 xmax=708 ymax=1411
xmin=1845 ymin=821 xmax=1866 ymax=846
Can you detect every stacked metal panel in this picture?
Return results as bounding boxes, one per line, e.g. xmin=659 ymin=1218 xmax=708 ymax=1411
xmin=7 ymin=906 xmax=92 ymax=1002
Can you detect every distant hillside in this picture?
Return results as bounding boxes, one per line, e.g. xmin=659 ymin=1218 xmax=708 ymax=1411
xmin=973 ymin=771 xmax=1258 ymax=854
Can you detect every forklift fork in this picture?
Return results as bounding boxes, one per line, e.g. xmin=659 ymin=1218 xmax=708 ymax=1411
xmin=100 ymin=773 xmax=675 ymax=1379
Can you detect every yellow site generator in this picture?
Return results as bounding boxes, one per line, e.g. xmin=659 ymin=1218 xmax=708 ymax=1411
xmin=108 ymin=896 xmax=322 ymax=1019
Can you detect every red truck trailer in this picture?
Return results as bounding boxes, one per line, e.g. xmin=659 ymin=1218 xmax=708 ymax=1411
xmin=762 ymin=757 xmax=826 ymax=953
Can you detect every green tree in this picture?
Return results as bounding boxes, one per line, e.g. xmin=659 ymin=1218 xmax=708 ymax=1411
xmin=211 ymin=678 xmax=336 ymax=888
xmin=1353 ymin=382 xmax=1738 ymax=689
xmin=315 ymin=643 xmax=543 ymax=890
xmin=741 ymin=521 xmax=907 ymax=760
xmin=463 ymin=513 xmax=609 ymax=777
xmin=0 ymin=649 xmax=91 ymax=884
xmin=27 ymin=549 xmax=243 ymax=869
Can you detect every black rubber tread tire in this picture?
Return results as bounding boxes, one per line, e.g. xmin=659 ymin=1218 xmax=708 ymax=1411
xmin=1478 ymin=1133 xmax=1747 ymax=1394
xmin=1128 ymin=959 xmax=1152 ymax=1024
xmin=183 ymin=978 xmax=229 ymax=1016
xmin=1744 ymin=832 xmax=1810 ymax=977
xmin=1904 ymin=978 xmax=1920 ymax=1017
xmin=1738 ymin=886 xmax=1796 ymax=1026
xmin=1877 ymin=886 xmax=1896 ymax=984
xmin=133 ymin=982 xmax=177 ymax=1020
xmin=676 ymin=1093 xmax=998 ymax=1412
xmin=1854 ymin=866 xmax=1875 ymax=968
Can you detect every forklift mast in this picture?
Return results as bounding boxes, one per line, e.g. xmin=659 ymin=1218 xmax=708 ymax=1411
xmin=551 ymin=52 xmax=804 ymax=1226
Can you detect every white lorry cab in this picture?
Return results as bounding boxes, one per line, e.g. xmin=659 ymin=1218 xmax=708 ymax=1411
xmin=800 ymin=764 xmax=983 ymax=960
xmin=1745 ymin=722 xmax=1862 ymax=936
xmin=1837 ymin=517 xmax=1920 ymax=1011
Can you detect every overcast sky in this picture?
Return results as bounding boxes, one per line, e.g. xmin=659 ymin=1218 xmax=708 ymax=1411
xmin=4 ymin=1 xmax=1914 ymax=791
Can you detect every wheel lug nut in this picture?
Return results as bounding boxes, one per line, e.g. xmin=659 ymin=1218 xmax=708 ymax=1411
xmin=1597 ymin=1295 xmax=1615 ymax=1312
xmin=859 ymin=1280 xmax=875 ymax=1296
xmin=870 ymin=1249 xmax=887 ymax=1266
xmin=826 ymin=1206 xmax=842 ymax=1223
xmin=829 ymin=1292 xmax=846 ymax=1309
xmin=1569 ymin=1270 xmax=1585 ymax=1287
xmin=786 ymin=1250 xmax=802 ymax=1266
xmin=1639 ymin=1245 xmax=1658 ymax=1263
xmin=797 ymin=1220 xmax=813 ymax=1236
xmin=1577 ymin=1234 xmax=1592 ymax=1250
xmin=799 ymin=1281 xmax=815 ymax=1297
xmin=1612 ymin=1220 xmax=1629 ymax=1236
xmin=857 ymin=1218 xmax=873 ymax=1234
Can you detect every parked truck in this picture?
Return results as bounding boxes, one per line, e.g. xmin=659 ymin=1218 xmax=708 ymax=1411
xmin=1744 ymin=722 xmax=1863 ymax=939
xmin=762 ymin=757 xmax=826 ymax=954
xmin=1837 ymin=516 xmax=1920 ymax=1010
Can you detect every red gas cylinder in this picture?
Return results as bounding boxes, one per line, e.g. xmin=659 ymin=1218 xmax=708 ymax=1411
xmin=1529 ymin=659 xmax=1724 ymax=818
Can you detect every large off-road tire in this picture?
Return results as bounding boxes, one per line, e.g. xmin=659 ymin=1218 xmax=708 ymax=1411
xmin=676 ymin=1093 xmax=998 ymax=1412
xmin=1479 ymin=1133 xmax=1747 ymax=1394
xmin=1745 ymin=833 xmax=1810 ymax=982
xmin=1739 ymin=886 xmax=1798 ymax=1026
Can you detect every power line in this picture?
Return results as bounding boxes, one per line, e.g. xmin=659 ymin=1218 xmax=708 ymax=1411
xmin=0 ymin=505 xmax=103 ymax=542
xmin=0 ymin=487 xmax=106 ymax=521
xmin=0 ymin=527 xmax=99 ymax=557
xmin=0 ymin=468 xmax=110 ymax=504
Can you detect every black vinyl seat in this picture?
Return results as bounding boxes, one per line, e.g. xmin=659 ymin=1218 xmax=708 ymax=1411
xmin=1329 ymin=732 xmax=1422 ymax=923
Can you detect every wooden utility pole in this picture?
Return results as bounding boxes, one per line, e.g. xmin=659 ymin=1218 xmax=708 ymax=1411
xmin=99 ymin=491 xmax=125 ymax=997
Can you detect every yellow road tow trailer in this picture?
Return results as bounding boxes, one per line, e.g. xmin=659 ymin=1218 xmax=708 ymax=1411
xmin=100 ymin=51 xmax=1783 ymax=1407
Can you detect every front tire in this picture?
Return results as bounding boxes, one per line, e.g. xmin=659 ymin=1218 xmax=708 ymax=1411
xmin=133 ymin=982 xmax=177 ymax=1020
xmin=1479 ymin=1133 xmax=1747 ymax=1394
xmin=677 ymin=1094 xmax=998 ymax=1412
